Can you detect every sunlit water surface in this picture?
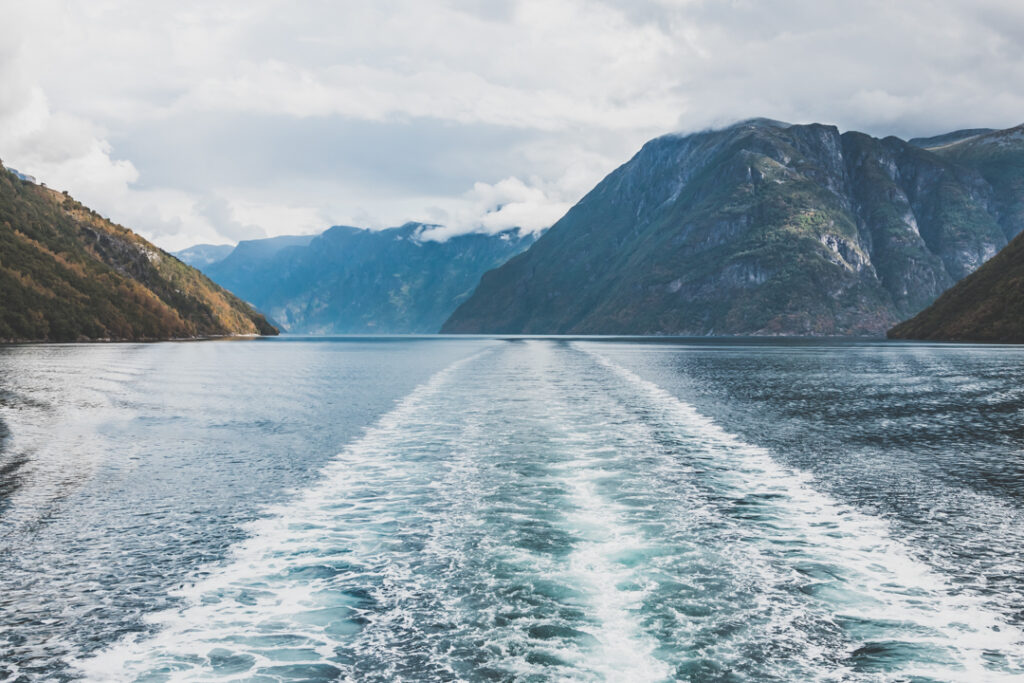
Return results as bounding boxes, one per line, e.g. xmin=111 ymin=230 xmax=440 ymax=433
xmin=1 ymin=337 xmax=1023 ymax=682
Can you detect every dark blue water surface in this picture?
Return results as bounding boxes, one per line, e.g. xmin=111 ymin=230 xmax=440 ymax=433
xmin=0 ymin=337 xmax=1022 ymax=681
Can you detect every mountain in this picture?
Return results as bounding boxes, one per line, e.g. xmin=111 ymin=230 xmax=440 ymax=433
xmin=443 ymin=119 xmax=1024 ymax=336
xmin=199 ymin=223 xmax=536 ymax=334
xmin=172 ymin=243 xmax=235 ymax=268
xmin=0 ymin=165 xmax=277 ymax=342
xmin=223 ymin=234 xmax=317 ymax=263
xmin=923 ymin=126 xmax=1024 ymax=245
xmin=889 ymin=126 xmax=1024 ymax=341
xmin=908 ymin=129 xmax=995 ymax=149
xmin=888 ymin=227 xmax=1024 ymax=342
xmin=199 ymin=234 xmax=316 ymax=295
xmin=175 ymin=234 xmax=318 ymax=271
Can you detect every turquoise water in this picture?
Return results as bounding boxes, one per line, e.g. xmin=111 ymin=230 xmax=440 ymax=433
xmin=1 ymin=338 xmax=1023 ymax=681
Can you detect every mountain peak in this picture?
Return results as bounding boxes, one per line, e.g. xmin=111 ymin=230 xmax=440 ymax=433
xmin=728 ymin=117 xmax=793 ymax=130
xmin=657 ymin=117 xmax=793 ymax=143
xmin=443 ymin=120 xmax=1021 ymax=336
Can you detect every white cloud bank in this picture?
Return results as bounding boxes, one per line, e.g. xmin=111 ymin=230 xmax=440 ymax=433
xmin=1 ymin=0 xmax=1023 ymax=249
xmin=417 ymin=177 xmax=573 ymax=242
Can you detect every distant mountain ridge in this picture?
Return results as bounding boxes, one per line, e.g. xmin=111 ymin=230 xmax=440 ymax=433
xmin=908 ymin=129 xmax=996 ymax=149
xmin=194 ymin=223 xmax=536 ymax=334
xmin=0 ymin=164 xmax=277 ymax=341
xmin=224 ymin=234 xmax=317 ymax=263
xmin=443 ymin=119 xmax=1024 ymax=336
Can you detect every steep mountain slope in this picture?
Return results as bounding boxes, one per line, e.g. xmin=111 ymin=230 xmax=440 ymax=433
xmin=888 ymin=228 xmax=1024 ymax=342
xmin=201 ymin=224 xmax=536 ymax=333
xmin=443 ymin=119 xmax=1016 ymax=336
xmin=0 ymin=166 xmax=277 ymax=341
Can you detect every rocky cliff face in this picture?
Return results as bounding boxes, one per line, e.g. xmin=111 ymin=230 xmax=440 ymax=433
xmin=888 ymin=226 xmax=1024 ymax=343
xmin=921 ymin=125 xmax=1024 ymax=243
xmin=0 ymin=165 xmax=277 ymax=341
xmin=443 ymin=119 xmax=1020 ymax=336
xmin=200 ymin=224 xmax=536 ymax=334
xmin=886 ymin=125 xmax=1024 ymax=342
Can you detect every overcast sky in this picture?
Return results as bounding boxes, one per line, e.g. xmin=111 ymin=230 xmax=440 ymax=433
xmin=2 ymin=0 xmax=1023 ymax=250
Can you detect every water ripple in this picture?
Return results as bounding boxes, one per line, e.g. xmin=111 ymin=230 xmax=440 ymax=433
xmin=69 ymin=340 xmax=1024 ymax=681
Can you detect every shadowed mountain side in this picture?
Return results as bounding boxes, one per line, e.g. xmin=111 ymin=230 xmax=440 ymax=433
xmin=200 ymin=224 xmax=536 ymax=334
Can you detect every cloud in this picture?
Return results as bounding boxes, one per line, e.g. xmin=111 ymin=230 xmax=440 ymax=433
xmin=180 ymin=61 xmax=680 ymax=132
xmin=0 ymin=16 xmax=139 ymax=214
xmin=193 ymin=195 xmax=265 ymax=243
xmin=2 ymin=0 xmax=1024 ymax=250
xmin=418 ymin=176 xmax=572 ymax=241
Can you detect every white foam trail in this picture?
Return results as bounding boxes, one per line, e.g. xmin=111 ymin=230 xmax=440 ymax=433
xmin=72 ymin=339 xmax=1024 ymax=682
xmin=580 ymin=343 xmax=1024 ymax=681
xmin=369 ymin=339 xmax=672 ymax=681
xmin=520 ymin=341 xmax=672 ymax=681
xmin=76 ymin=340 xmax=675 ymax=682
xmin=558 ymin=469 xmax=673 ymax=681
xmin=74 ymin=346 xmax=499 ymax=682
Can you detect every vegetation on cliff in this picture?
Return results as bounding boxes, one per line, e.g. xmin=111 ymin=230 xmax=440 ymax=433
xmin=0 ymin=165 xmax=277 ymax=342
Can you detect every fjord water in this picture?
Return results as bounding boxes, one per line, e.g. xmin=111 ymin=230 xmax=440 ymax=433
xmin=1 ymin=339 xmax=1023 ymax=681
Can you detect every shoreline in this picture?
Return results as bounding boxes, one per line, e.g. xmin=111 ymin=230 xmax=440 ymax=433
xmin=0 ymin=333 xmax=275 ymax=346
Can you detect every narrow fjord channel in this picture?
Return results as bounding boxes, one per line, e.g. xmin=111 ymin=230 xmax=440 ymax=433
xmin=2 ymin=338 xmax=1023 ymax=681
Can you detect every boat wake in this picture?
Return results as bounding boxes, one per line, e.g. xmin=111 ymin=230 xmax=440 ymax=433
xmin=76 ymin=340 xmax=1024 ymax=681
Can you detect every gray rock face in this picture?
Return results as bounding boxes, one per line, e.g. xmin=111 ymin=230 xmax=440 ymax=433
xmin=443 ymin=120 xmax=1022 ymax=336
